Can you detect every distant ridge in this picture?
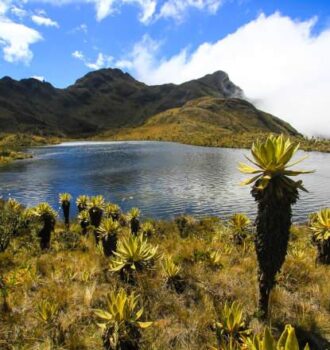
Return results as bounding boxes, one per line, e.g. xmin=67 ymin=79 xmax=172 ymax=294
xmin=0 ymin=69 xmax=298 ymax=137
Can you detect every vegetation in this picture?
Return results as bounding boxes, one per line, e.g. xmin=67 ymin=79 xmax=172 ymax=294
xmin=94 ymin=288 xmax=152 ymax=350
xmin=239 ymin=134 xmax=313 ymax=318
xmin=88 ymin=195 xmax=105 ymax=243
xmin=59 ymin=193 xmax=72 ymax=226
xmin=228 ymin=213 xmax=251 ymax=245
xmin=77 ymin=195 xmax=90 ymax=212
xmin=0 ymin=133 xmax=59 ymax=164
xmin=30 ymin=202 xmax=57 ymax=250
xmin=128 ymin=208 xmax=141 ymax=235
xmin=97 ymin=218 xmax=120 ymax=257
xmin=109 ymin=128 xmax=330 ymax=154
xmin=0 ymin=134 xmax=330 ymax=348
xmin=310 ymin=208 xmax=330 ymax=264
xmin=244 ymin=325 xmax=310 ymax=350
xmin=0 ymin=196 xmax=329 ymax=349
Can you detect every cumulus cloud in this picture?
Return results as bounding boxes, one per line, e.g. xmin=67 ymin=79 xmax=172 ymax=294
xmin=0 ymin=15 xmax=42 ymax=64
xmin=119 ymin=13 xmax=330 ymax=137
xmin=31 ymin=14 xmax=59 ymax=27
xmin=72 ymin=50 xmax=113 ymax=70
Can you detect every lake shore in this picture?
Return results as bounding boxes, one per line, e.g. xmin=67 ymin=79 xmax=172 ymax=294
xmin=1 ymin=131 xmax=330 ymax=167
xmin=0 ymin=134 xmax=61 ymax=165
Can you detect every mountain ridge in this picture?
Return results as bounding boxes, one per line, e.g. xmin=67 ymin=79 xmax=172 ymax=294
xmin=0 ymin=68 xmax=298 ymax=137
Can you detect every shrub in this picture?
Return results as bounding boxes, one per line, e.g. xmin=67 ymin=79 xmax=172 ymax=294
xmin=243 ymin=324 xmax=310 ymax=350
xmin=109 ymin=234 xmax=159 ymax=281
xmin=310 ymin=208 xmax=330 ymax=264
xmin=228 ymin=213 xmax=251 ymax=245
xmin=214 ymin=301 xmax=250 ymax=347
xmin=97 ymin=218 xmax=120 ymax=256
xmin=94 ymin=288 xmax=153 ymax=350
xmin=239 ymin=134 xmax=312 ymax=317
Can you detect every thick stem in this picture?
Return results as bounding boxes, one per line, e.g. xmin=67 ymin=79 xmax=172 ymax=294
xmin=316 ymin=240 xmax=330 ymax=265
xmin=62 ymin=201 xmax=70 ymax=226
xmin=102 ymin=234 xmax=117 ymax=257
xmin=39 ymin=216 xmax=55 ymax=250
xmin=252 ymin=179 xmax=298 ymax=318
xmin=89 ymin=207 xmax=103 ymax=243
xmin=130 ymin=218 xmax=140 ymax=236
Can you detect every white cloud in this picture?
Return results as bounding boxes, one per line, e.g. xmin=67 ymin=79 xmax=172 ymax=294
xmin=31 ymin=75 xmax=44 ymax=81
xmin=119 ymin=13 xmax=330 ymax=137
xmin=72 ymin=50 xmax=84 ymax=60
xmin=86 ymin=52 xmax=113 ymax=69
xmin=11 ymin=6 xmax=28 ymax=18
xmin=72 ymin=50 xmax=113 ymax=70
xmin=159 ymin=0 xmax=222 ymax=21
xmin=92 ymin=0 xmax=156 ymax=22
xmin=0 ymin=15 xmax=42 ymax=64
xmin=31 ymin=14 xmax=59 ymax=27
xmin=24 ymin=0 xmax=219 ymax=23
xmin=0 ymin=1 xmax=11 ymax=16
xmin=114 ymin=34 xmax=160 ymax=75
xmin=72 ymin=23 xmax=88 ymax=34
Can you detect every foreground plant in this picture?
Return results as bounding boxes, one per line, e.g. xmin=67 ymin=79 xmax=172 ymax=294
xmin=0 ymin=199 xmax=23 ymax=252
xmin=76 ymin=195 xmax=89 ymax=212
xmin=239 ymin=134 xmax=312 ymax=318
xmin=94 ymin=288 xmax=152 ymax=350
xmin=161 ymin=255 xmax=185 ymax=293
xmin=228 ymin=213 xmax=251 ymax=245
xmin=244 ymin=324 xmax=310 ymax=350
xmin=78 ymin=210 xmax=90 ymax=235
xmin=97 ymin=218 xmax=120 ymax=256
xmin=59 ymin=193 xmax=72 ymax=226
xmin=208 ymin=250 xmax=223 ymax=269
xmin=214 ymin=301 xmax=250 ymax=348
xmin=128 ymin=208 xmax=140 ymax=235
xmin=310 ymin=208 xmax=330 ymax=264
xmin=141 ymin=222 xmax=155 ymax=238
xmin=31 ymin=203 xmax=57 ymax=250
xmin=88 ymin=195 xmax=105 ymax=243
xmin=109 ymin=234 xmax=158 ymax=281
xmin=105 ymin=203 xmax=121 ymax=221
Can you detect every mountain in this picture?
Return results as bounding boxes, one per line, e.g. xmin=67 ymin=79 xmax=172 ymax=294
xmin=0 ymin=69 xmax=298 ymax=137
xmin=108 ymin=96 xmax=298 ymax=145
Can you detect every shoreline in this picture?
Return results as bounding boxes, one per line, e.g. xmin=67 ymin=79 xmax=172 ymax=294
xmin=1 ymin=131 xmax=330 ymax=166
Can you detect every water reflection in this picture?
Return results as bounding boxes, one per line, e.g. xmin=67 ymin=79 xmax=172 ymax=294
xmin=0 ymin=141 xmax=329 ymax=222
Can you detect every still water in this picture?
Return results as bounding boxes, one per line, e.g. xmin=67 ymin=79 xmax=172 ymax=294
xmin=0 ymin=141 xmax=329 ymax=222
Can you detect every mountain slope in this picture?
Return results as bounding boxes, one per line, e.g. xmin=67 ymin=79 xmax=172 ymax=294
xmin=108 ymin=96 xmax=298 ymax=145
xmin=0 ymin=69 xmax=246 ymax=136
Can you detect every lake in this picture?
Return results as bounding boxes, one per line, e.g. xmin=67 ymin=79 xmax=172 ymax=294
xmin=0 ymin=141 xmax=329 ymax=222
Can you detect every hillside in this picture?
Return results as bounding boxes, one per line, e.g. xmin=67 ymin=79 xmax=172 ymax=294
xmin=107 ymin=96 xmax=298 ymax=145
xmin=0 ymin=69 xmax=302 ymax=139
xmin=0 ymin=69 xmax=248 ymax=136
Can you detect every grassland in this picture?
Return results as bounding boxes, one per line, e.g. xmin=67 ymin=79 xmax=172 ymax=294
xmin=1 ymin=201 xmax=329 ymax=349
xmin=107 ymin=128 xmax=330 ymax=153
xmin=92 ymin=97 xmax=330 ymax=153
xmin=0 ymin=133 xmax=60 ymax=165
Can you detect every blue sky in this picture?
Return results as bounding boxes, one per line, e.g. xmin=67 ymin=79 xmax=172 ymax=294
xmin=0 ymin=0 xmax=330 ymax=136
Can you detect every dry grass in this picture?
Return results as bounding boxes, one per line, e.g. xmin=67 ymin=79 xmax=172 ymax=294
xmin=1 ymin=215 xmax=330 ymax=349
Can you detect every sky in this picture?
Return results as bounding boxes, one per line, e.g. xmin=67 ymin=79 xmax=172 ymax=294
xmin=0 ymin=0 xmax=329 ymax=137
